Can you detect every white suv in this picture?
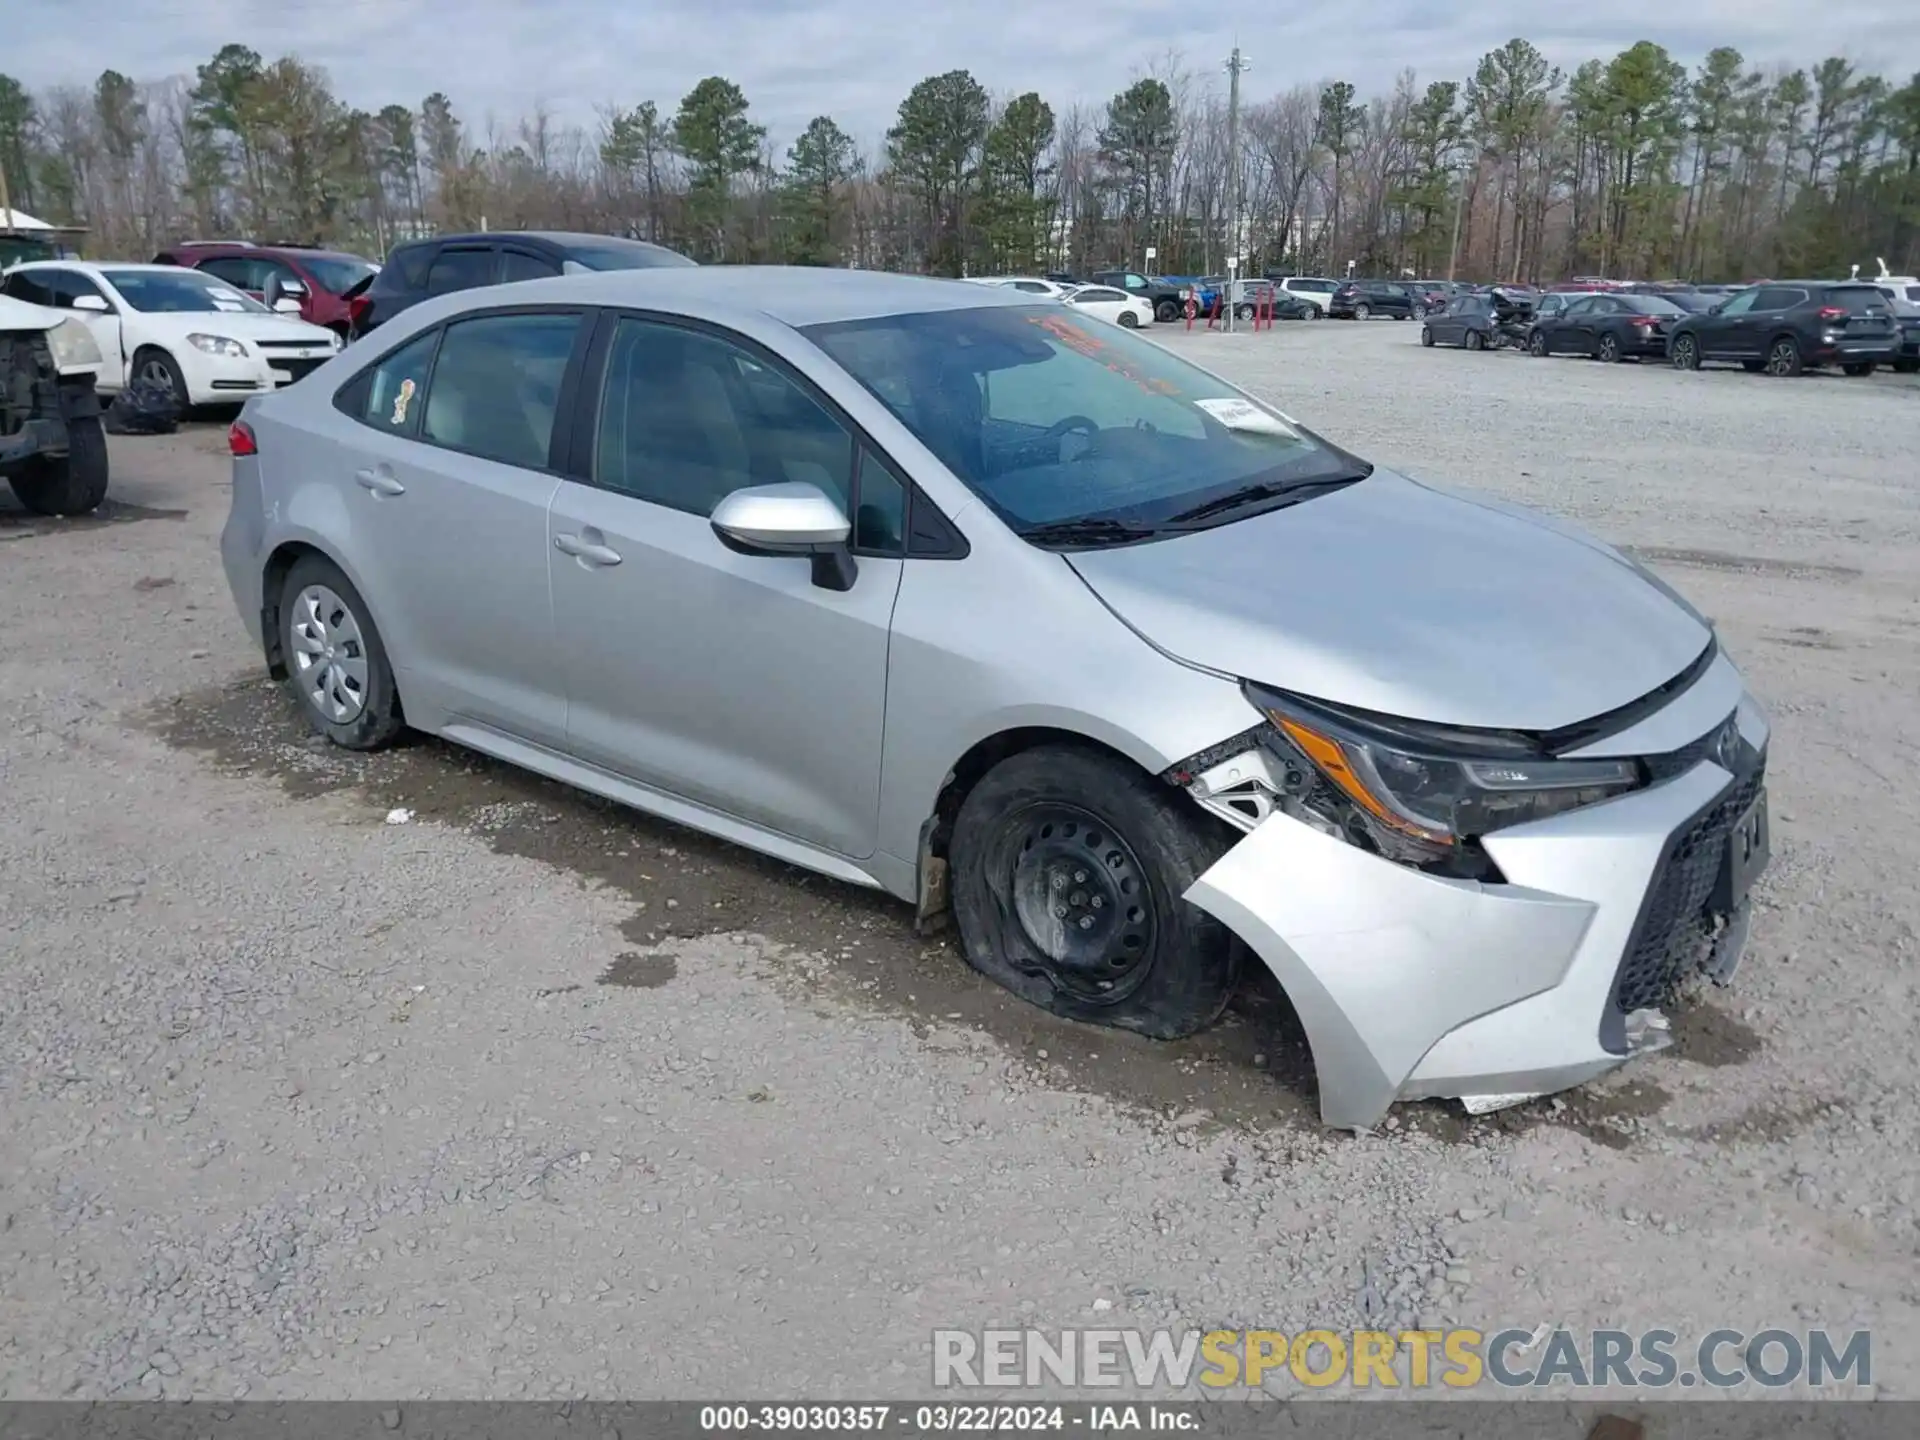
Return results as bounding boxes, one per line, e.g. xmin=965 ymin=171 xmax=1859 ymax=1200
xmin=1273 ymin=276 xmax=1340 ymax=316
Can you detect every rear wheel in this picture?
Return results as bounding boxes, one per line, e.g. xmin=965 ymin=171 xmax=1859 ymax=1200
xmin=1765 ymin=337 xmax=1803 ymax=377
xmin=1529 ymin=331 xmax=1548 ymax=357
xmin=1465 ymin=330 xmax=1484 ymax=351
xmin=1155 ymin=299 xmax=1181 ymax=323
xmin=1670 ymin=334 xmax=1701 ymax=370
xmin=1235 ymin=303 xmax=1255 ymax=321
xmin=277 ymin=556 xmax=405 ymax=751
xmin=949 ymin=746 xmax=1240 ymax=1040
xmin=1118 ymin=310 xmax=1140 ymax=328
xmin=1597 ymin=332 xmax=1622 ymax=363
xmin=6 ymin=414 xmax=110 ymax=516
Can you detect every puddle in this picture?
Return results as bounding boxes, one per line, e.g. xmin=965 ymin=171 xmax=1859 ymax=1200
xmin=0 ymin=498 xmax=189 ymax=539
xmin=598 ymin=953 xmax=677 ymax=989
xmin=145 ymin=678 xmax=1687 ymax=1149
xmin=1669 ymin=999 xmax=1763 ymax=1067
xmin=1626 ymin=545 xmax=1862 ymax=583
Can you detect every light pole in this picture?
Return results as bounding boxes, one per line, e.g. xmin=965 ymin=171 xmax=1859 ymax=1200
xmin=1224 ymin=45 xmax=1249 ymax=333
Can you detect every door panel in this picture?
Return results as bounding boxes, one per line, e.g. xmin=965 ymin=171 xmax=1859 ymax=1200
xmin=549 ymin=485 xmax=901 ymax=857
xmin=547 ymin=314 xmax=902 ymax=858
xmin=325 ymin=313 xmax=578 ymax=745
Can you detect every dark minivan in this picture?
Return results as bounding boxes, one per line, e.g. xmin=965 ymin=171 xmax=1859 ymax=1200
xmin=348 ymin=232 xmax=694 ymax=339
xmin=1666 ymin=281 xmax=1898 ymax=376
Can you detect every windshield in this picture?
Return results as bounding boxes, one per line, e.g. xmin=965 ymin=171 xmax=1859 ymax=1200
xmin=300 ymin=255 xmax=377 ymax=293
xmin=567 ymin=240 xmax=697 ymax=271
xmin=103 ymin=269 xmax=269 ymax=314
xmin=802 ymin=304 xmax=1366 ymax=537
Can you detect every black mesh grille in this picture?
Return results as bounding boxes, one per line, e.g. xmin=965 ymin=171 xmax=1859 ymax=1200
xmin=1614 ymin=764 xmax=1765 ymax=1013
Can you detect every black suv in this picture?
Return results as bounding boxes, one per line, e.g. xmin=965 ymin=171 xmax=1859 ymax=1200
xmin=349 ymin=232 xmax=694 ymax=338
xmin=1666 ymin=281 xmax=1899 ymax=376
xmin=1088 ymin=270 xmax=1193 ymax=323
xmin=1327 ymin=281 xmax=1415 ymax=320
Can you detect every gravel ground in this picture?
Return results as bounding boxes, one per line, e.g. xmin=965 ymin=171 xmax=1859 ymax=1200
xmin=2 ymin=320 xmax=1916 ymax=1402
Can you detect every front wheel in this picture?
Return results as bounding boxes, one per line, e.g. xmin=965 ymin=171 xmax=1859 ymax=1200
xmin=131 ymin=346 xmax=189 ymax=410
xmin=1670 ymin=335 xmax=1700 ymax=370
xmin=1235 ymin=304 xmax=1255 ymax=321
xmin=278 ymin=555 xmax=406 ymax=751
xmin=1528 ymin=331 xmax=1548 ymax=357
xmin=6 ymin=414 xmax=110 ymax=515
xmin=1765 ymin=337 xmax=1803 ymax=377
xmin=1465 ymin=330 xmax=1484 ymax=351
xmin=949 ymin=746 xmax=1240 ymax=1040
xmin=1420 ymin=325 xmax=1435 ymax=347
xmin=1155 ymin=299 xmax=1181 ymax=323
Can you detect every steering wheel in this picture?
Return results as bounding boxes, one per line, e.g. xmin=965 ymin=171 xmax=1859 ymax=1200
xmin=1044 ymin=415 xmax=1099 ymax=442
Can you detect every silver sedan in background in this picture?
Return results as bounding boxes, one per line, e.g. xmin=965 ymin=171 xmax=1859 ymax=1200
xmin=219 ymin=267 xmax=1770 ymax=1129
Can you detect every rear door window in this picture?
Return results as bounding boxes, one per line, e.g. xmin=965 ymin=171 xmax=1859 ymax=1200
xmin=337 ymin=329 xmax=441 ymax=437
xmin=200 ymin=256 xmax=265 ymax=290
xmin=426 ymin=247 xmax=497 ymax=295
xmin=501 ymin=249 xmax=562 ymax=283
xmin=422 ymin=312 xmax=582 ymax=470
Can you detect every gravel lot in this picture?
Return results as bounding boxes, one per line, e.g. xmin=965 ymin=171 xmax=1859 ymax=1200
xmin=3 ymin=319 xmax=1916 ymax=1402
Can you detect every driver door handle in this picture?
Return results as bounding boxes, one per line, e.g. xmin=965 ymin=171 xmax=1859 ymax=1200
xmin=355 ymin=467 xmax=405 ymax=496
xmin=554 ymin=532 xmax=623 ymax=567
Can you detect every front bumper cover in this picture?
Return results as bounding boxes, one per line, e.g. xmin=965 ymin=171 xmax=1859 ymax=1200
xmin=1182 ymin=667 xmax=1771 ymax=1130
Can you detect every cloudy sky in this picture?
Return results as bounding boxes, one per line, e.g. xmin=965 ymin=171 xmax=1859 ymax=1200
xmin=10 ymin=0 xmax=1917 ymax=150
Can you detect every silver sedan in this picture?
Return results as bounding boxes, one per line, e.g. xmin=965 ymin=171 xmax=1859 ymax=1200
xmin=219 ymin=266 xmax=1771 ymax=1129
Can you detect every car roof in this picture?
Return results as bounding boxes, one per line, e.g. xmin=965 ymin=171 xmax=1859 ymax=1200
xmin=15 ymin=260 xmax=186 ymax=276
xmin=429 ymin=265 xmax=1034 ymax=328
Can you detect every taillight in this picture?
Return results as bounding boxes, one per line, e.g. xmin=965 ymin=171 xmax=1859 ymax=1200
xmin=1817 ymin=305 xmax=1848 ymax=322
xmin=1630 ymin=315 xmax=1659 ymax=326
xmin=228 ymin=420 xmax=257 ymax=457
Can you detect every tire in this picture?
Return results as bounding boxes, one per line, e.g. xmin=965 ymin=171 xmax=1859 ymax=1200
xmin=131 ymin=346 xmax=190 ymax=410
xmin=1528 ymin=331 xmax=1548 ymax=357
xmin=277 ymin=555 xmax=405 ymax=751
xmin=1307 ymin=306 xmax=1323 ymax=320
xmin=1765 ymin=337 xmax=1803 ymax=377
xmin=1235 ymin=304 xmax=1255 ymax=321
xmin=1841 ymin=362 xmax=1874 ymax=376
xmin=6 ymin=414 xmax=110 ymax=516
xmin=949 ymin=745 xmax=1240 ymax=1040
xmin=1670 ymin=334 xmax=1700 ymax=370
xmin=1155 ymin=299 xmax=1180 ymax=323
xmin=1118 ymin=311 xmax=1140 ymax=328
xmin=1420 ymin=325 xmax=1434 ymax=347
xmin=1354 ymin=304 xmax=1371 ymax=320
xmin=1465 ymin=329 xmax=1484 ymax=351
xmin=1597 ymin=333 xmax=1621 ymax=363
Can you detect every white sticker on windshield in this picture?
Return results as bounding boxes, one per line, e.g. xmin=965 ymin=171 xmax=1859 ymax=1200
xmin=1194 ymin=396 xmax=1300 ymax=438
xmin=207 ymin=286 xmax=244 ymax=301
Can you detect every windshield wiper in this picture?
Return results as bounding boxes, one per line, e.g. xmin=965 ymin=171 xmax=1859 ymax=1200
xmin=1164 ymin=470 xmax=1371 ymax=525
xmin=1019 ymin=517 xmax=1172 ymax=548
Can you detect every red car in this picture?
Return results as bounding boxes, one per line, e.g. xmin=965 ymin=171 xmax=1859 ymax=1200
xmin=148 ymin=242 xmax=379 ymax=339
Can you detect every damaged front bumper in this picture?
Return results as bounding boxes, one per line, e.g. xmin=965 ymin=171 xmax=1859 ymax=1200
xmin=1182 ymin=659 xmax=1771 ymax=1130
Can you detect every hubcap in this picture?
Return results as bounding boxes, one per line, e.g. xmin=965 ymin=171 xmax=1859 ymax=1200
xmin=1769 ymin=343 xmax=1794 ymax=375
xmin=1601 ymin=337 xmax=1617 ymax=359
xmin=1007 ymin=805 xmax=1155 ymax=1003
xmin=289 ymin=584 xmax=370 ymax=724
xmin=141 ymin=359 xmax=173 ymax=389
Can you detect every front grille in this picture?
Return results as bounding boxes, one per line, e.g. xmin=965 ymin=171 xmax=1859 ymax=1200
xmin=1613 ymin=763 xmax=1765 ymax=1013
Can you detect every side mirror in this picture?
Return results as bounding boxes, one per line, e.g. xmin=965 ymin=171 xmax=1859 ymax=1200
xmin=710 ymin=482 xmax=857 ymax=592
xmin=273 ymin=297 xmax=303 ymax=313
xmin=71 ymin=294 xmax=111 ymax=313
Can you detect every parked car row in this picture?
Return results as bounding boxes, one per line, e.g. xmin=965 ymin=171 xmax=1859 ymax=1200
xmin=1420 ymin=274 xmax=1920 ymax=378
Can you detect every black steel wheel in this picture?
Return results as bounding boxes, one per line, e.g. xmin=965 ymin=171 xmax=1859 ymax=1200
xmin=949 ymin=745 xmax=1240 ymax=1039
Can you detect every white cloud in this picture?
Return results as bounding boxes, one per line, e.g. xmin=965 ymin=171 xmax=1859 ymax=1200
xmin=8 ymin=0 xmax=1915 ymax=152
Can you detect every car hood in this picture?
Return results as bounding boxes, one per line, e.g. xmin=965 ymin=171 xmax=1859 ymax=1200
xmin=1066 ymin=471 xmax=1713 ymax=731
xmin=139 ymin=312 xmax=337 ymax=345
xmin=0 ymin=294 xmax=63 ymax=332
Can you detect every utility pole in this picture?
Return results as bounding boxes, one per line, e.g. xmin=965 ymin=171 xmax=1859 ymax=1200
xmin=1224 ymin=45 xmax=1249 ymax=333
xmin=1445 ymin=155 xmax=1467 ymax=283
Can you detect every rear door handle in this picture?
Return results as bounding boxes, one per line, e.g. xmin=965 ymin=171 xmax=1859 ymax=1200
xmin=355 ymin=467 xmax=405 ymax=497
xmin=554 ymin=532 xmax=622 ymax=567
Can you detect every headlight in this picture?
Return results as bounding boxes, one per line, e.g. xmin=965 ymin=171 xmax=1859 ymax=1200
xmin=1248 ymin=685 xmax=1642 ymax=857
xmin=46 ymin=318 xmax=103 ymax=370
xmin=188 ymin=333 xmax=247 ymax=357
